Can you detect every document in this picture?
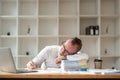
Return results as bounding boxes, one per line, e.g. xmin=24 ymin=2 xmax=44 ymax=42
xmin=61 ymin=59 xmax=88 ymax=71
xmin=88 ymin=69 xmax=120 ymax=74
xmin=61 ymin=60 xmax=81 ymax=71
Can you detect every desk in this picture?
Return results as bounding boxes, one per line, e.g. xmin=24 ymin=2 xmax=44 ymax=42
xmin=0 ymin=71 xmax=120 ymax=79
xmin=0 ymin=68 xmax=120 ymax=79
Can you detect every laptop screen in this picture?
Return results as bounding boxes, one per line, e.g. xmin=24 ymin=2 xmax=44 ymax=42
xmin=0 ymin=47 xmax=17 ymax=73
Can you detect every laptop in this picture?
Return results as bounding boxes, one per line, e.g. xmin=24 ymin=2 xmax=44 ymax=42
xmin=0 ymin=47 xmax=38 ymax=73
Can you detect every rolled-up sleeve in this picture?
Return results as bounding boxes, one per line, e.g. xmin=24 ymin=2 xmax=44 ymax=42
xmin=32 ymin=46 xmax=50 ymax=68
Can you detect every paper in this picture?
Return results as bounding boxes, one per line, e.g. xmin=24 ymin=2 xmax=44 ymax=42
xmin=88 ymin=69 xmax=120 ymax=74
xmin=61 ymin=60 xmax=81 ymax=71
xmin=20 ymin=68 xmax=120 ymax=75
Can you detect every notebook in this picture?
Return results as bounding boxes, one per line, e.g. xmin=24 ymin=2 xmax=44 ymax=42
xmin=0 ymin=47 xmax=37 ymax=73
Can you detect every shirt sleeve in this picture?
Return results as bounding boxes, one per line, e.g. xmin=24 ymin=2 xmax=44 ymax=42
xmin=32 ymin=46 xmax=50 ymax=68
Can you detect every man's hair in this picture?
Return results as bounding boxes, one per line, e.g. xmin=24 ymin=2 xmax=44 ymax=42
xmin=61 ymin=37 xmax=82 ymax=52
xmin=71 ymin=37 xmax=82 ymax=52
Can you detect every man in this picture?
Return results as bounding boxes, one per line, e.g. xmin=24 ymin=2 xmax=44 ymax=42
xmin=27 ymin=37 xmax=83 ymax=70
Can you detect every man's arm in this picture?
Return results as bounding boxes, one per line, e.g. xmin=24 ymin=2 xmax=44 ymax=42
xmin=55 ymin=56 xmax=67 ymax=67
xmin=27 ymin=61 xmax=36 ymax=70
xmin=27 ymin=46 xmax=50 ymax=70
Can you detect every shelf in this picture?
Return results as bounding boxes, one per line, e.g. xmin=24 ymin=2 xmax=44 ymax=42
xmin=0 ymin=0 xmax=17 ymax=16
xmin=17 ymin=55 xmax=35 ymax=58
xmin=38 ymin=35 xmax=58 ymax=37
xmin=101 ymin=57 xmax=116 ymax=69
xmin=101 ymin=0 xmax=118 ymax=15
xmin=39 ymin=0 xmax=58 ymax=15
xmin=100 ymin=55 xmax=120 ymax=58
xmin=80 ymin=17 xmax=98 ymax=35
xmin=59 ymin=37 xmax=72 ymax=45
xmin=18 ymin=35 xmax=38 ymax=37
xmin=59 ymin=17 xmax=78 ymax=35
xmin=101 ymin=17 xmax=118 ymax=35
xmin=39 ymin=17 xmax=58 ymax=35
xmin=79 ymin=35 xmax=99 ymax=38
xmin=18 ymin=17 xmax=37 ymax=35
xmin=100 ymin=37 xmax=116 ymax=56
xmin=80 ymin=37 xmax=99 ymax=57
xmin=19 ymin=0 xmax=37 ymax=16
xmin=0 ymin=17 xmax=17 ymax=35
xmin=0 ymin=0 xmax=120 ymax=69
xmin=101 ymin=15 xmax=119 ymax=18
xmin=80 ymin=0 xmax=98 ymax=15
xmin=59 ymin=0 xmax=77 ymax=15
xmin=0 ymin=37 xmax=17 ymax=55
xmin=38 ymin=37 xmax=58 ymax=51
xmin=0 ymin=35 xmax=17 ymax=38
xmin=88 ymin=56 xmax=120 ymax=58
xmin=18 ymin=37 xmax=38 ymax=56
xmin=80 ymin=15 xmax=98 ymax=18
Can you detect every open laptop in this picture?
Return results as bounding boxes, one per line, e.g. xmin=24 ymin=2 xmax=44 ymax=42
xmin=0 ymin=47 xmax=38 ymax=73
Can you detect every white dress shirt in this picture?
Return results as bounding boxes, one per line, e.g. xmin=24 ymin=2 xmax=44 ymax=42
xmin=32 ymin=45 xmax=89 ymax=68
xmin=32 ymin=45 xmax=61 ymax=68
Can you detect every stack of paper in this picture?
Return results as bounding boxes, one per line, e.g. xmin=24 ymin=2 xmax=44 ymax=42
xmin=61 ymin=53 xmax=89 ymax=72
xmin=61 ymin=60 xmax=83 ymax=71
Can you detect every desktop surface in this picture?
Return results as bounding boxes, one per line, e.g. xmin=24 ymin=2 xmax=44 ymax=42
xmin=0 ymin=68 xmax=120 ymax=79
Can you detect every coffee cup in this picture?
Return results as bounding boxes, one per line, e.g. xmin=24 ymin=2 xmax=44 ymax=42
xmin=94 ymin=59 xmax=102 ymax=69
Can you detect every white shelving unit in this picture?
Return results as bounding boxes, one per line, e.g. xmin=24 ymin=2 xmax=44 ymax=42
xmin=0 ymin=0 xmax=120 ymax=69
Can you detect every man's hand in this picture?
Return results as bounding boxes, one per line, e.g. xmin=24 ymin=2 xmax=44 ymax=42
xmin=27 ymin=61 xmax=36 ymax=70
xmin=55 ymin=56 xmax=67 ymax=67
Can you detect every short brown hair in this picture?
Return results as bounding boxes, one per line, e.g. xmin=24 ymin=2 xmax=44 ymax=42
xmin=61 ymin=37 xmax=82 ymax=53
xmin=71 ymin=37 xmax=82 ymax=52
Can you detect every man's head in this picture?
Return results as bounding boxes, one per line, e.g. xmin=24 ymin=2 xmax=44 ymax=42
xmin=60 ymin=37 xmax=82 ymax=56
